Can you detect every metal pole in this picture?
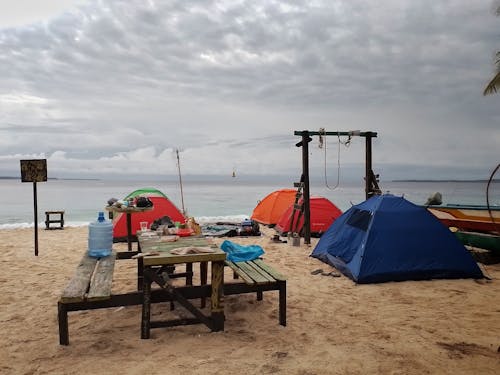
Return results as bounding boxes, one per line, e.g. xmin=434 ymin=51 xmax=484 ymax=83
xmin=33 ymin=181 xmax=39 ymax=256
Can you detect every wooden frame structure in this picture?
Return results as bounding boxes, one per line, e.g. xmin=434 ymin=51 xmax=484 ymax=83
xmin=294 ymin=130 xmax=379 ymax=245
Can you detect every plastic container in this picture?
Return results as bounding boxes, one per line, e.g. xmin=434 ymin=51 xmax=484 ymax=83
xmin=88 ymin=212 xmax=113 ymax=258
xmin=241 ymin=219 xmax=253 ymax=227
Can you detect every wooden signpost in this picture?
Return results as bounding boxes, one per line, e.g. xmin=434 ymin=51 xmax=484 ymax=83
xmin=20 ymin=159 xmax=47 ymax=256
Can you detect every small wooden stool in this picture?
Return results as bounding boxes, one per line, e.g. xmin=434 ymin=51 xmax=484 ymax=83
xmin=45 ymin=210 xmax=65 ymax=230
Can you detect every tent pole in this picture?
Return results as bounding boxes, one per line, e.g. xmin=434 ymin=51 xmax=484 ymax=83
xmin=176 ymin=149 xmax=186 ymax=216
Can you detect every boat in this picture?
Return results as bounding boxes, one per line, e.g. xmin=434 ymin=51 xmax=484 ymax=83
xmin=451 ymin=228 xmax=500 ymax=253
xmin=426 ymin=204 xmax=500 ymax=233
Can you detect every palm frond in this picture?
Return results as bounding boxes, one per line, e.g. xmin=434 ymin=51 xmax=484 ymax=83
xmin=484 ymin=71 xmax=500 ymax=95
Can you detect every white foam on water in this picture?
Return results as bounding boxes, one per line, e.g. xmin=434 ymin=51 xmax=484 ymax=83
xmin=0 ymin=221 xmax=89 ymax=230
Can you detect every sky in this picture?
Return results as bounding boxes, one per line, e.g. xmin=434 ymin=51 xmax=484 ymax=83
xmin=0 ymin=0 xmax=499 ymax=182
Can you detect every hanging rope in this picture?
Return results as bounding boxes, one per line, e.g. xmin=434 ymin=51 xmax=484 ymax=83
xmin=318 ymin=128 xmax=339 ymax=190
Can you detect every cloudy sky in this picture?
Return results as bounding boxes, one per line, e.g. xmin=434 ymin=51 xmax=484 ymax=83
xmin=0 ymin=0 xmax=499 ymax=181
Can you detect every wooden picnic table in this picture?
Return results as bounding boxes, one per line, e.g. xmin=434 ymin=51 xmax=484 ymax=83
xmin=105 ymin=205 xmax=152 ymax=251
xmin=138 ymin=234 xmax=227 ymax=338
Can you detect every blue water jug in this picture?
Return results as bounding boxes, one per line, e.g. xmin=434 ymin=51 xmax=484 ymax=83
xmin=88 ymin=212 xmax=113 ymax=258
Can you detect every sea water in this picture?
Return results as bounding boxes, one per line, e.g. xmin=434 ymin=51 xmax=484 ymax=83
xmin=0 ymin=176 xmax=498 ymax=228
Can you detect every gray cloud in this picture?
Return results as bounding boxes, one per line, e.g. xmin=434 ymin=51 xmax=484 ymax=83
xmin=0 ymin=0 xmax=498 ymax=180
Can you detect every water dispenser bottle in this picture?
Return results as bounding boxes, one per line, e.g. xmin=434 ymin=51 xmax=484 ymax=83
xmin=88 ymin=212 xmax=113 ymax=258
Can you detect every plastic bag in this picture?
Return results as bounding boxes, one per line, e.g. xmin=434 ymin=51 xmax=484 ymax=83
xmin=220 ymin=240 xmax=265 ymax=262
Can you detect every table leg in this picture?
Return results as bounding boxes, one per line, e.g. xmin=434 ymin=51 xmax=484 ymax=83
xmin=210 ymin=260 xmax=224 ymax=331
xmin=137 ymin=257 xmax=143 ymax=291
xmin=126 ymin=212 xmax=132 ymax=251
xmin=141 ymin=268 xmax=152 ymax=339
xmin=200 ymin=261 xmax=208 ymax=308
xmin=58 ymin=302 xmax=69 ymax=345
xmin=279 ymin=281 xmax=287 ymax=326
xmin=186 ymin=263 xmax=193 ymax=285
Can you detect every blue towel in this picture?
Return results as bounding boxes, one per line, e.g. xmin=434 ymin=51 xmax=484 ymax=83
xmin=220 ymin=240 xmax=265 ymax=262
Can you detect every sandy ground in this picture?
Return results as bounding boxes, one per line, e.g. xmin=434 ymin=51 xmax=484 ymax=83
xmin=0 ymin=226 xmax=499 ymax=375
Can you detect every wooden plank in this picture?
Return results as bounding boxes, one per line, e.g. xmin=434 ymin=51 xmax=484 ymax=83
xmin=252 ymin=259 xmax=287 ymax=281
xmin=211 ymin=261 xmax=225 ymax=314
xmin=224 ymin=260 xmax=255 ymax=284
xmin=60 ymin=255 xmax=97 ymax=303
xmin=236 ymin=261 xmax=270 ymax=285
xmin=143 ymin=251 xmax=226 ymax=266
xmin=245 ymin=261 xmax=278 ymax=283
xmin=140 ymin=237 xmax=215 ymax=253
xmin=87 ymin=252 xmax=116 ymax=301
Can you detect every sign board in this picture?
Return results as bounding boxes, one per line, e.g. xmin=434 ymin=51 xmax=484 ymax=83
xmin=20 ymin=159 xmax=48 ymax=256
xmin=20 ymin=159 xmax=47 ymax=182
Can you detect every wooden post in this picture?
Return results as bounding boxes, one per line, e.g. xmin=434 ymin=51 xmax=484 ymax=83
xmin=295 ymin=131 xmax=313 ymax=245
xmin=210 ymin=260 xmax=225 ymax=331
xmin=57 ymin=302 xmax=69 ymax=345
xmin=20 ymin=159 xmax=47 ymax=256
xmin=365 ymin=132 xmax=373 ymax=200
xmin=126 ymin=212 xmax=133 ymax=251
xmin=141 ymin=271 xmax=152 ymax=339
xmin=302 ymin=132 xmax=311 ymax=245
xmin=33 ymin=182 xmax=39 ymax=256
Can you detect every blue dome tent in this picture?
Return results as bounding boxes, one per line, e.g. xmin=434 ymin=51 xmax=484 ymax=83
xmin=311 ymin=194 xmax=483 ymax=284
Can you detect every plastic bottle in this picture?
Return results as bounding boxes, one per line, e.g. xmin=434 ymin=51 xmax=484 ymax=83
xmin=88 ymin=212 xmax=113 ymax=258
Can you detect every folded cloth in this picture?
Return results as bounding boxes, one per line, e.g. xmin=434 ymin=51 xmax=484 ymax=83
xmin=220 ymin=240 xmax=265 ymax=262
xmin=170 ymin=246 xmax=216 ymax=255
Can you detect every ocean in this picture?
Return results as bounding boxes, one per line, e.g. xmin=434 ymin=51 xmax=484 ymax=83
xmin=0 ymin=176 xmax=498 ymax=229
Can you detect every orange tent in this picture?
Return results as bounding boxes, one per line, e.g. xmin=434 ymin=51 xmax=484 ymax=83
xmin=275 ymin=196 xmax=342 ymax=236
xmin=251 ymin=189 xmax=297 ymax=225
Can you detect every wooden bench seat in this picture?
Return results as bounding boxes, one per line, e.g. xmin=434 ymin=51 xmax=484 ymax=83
xmin=223 ymin=259 xmax=286 ymax=326
xmin=58 ymin=251 xmax=118 ymax=345
xmin=60 ymin=252 xmax=115 ymax=303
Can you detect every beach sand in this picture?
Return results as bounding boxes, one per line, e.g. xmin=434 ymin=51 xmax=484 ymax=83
xmin=0 ymin=226 xmax=499 ymax=375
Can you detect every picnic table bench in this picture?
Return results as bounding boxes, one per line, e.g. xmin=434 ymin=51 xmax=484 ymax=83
xmin=57 ymin=250 xmax=180 ymax=345
xmin=223 ymin=259 xmax=287 ymax=326
xmin=58 ymin=251 xmax=114 ymax=345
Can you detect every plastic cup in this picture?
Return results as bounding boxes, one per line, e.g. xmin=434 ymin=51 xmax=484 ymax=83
xmin=140 ymin=222 xmax=148 ymax=231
